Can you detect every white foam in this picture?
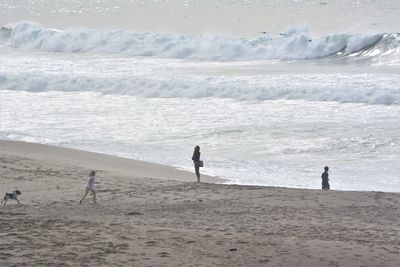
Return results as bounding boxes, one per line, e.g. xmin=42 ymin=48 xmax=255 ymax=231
xmin=1 ymin=71 xmax=399 ymax=105
xmin=1 ymin=90 xmax=399 ymax=192
xmin=7 ymin=22 xmax=398 ymax=62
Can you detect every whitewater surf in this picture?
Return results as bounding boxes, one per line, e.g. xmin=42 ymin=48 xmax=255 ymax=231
xmin=1 ymin=1 xmax=399 ymax=192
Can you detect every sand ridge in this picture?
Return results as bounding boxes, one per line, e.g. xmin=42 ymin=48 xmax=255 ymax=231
xmin=0 ymin=141 xmax=399 ymax=266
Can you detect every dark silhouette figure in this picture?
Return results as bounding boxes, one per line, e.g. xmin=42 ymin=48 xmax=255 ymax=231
xmin=321 ymin=166 xmax=330 ymax=190
xmin=192 ymin=146 xmax=201 ymax=182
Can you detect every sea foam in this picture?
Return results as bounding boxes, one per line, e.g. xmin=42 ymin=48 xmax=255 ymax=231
xmin=1 ymin=22 xmax=399 ymax=106
xmin=1 ymin=72 xmax=399 ymax=105
xmin=4 ymin=22 xmax=399 ymax=62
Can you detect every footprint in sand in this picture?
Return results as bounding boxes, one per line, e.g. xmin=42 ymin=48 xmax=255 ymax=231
xmin=158 ymin=252 xmax=170 ymax=257
xmin=126 ymin=211 xmax=143 ymax=216
xmin=145 ymin=241 xmax=157 ymax=246
xmin=0 ymin=253 xmax=14 ymax=259
xmin=118 ymin=235 xmax=131 ymax=240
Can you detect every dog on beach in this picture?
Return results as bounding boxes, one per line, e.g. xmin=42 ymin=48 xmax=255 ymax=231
xmin=1 ymin=190 xmax=22 ymax=206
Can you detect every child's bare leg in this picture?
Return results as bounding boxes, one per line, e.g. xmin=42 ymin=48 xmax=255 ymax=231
xmin=92 ymin=190 xmax=96 ymax=203
xmin=16 ymin=198 xmax=21 ymax=206
xmin=80 ymin=190 xmax=89 ymax=204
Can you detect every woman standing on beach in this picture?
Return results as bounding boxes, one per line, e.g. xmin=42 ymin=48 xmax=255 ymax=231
xmin=321 ymin=166 xmax=330 ymax=190
xmin=192 ymin=146 xmax=201 ymax=182
xmin=80 ymin=171 xmax=97 ymax=204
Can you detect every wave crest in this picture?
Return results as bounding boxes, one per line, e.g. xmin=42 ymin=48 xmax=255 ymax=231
xmin=1 ymin=72 xmax=399 ymax=105
xmin=3 ymin=22 xmax=399 ymax=63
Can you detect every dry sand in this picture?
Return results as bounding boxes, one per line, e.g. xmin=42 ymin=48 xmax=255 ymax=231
xmin=0 ymin=140 xmax=399 ymax=266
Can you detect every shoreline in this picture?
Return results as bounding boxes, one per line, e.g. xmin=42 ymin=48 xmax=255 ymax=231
xmin=1 ymin=140 xmax=398 ymax=193
xmin=0 ymin=139 xmax=399 ymax=266
xmin=0 ymin=140 xmax=224 ymax=184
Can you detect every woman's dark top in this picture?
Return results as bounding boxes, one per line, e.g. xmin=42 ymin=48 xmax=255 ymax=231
xmin=192 ymin=150 xmax=200 ymax=163
xmin=321 ymin=171 xmax=329 ymax=182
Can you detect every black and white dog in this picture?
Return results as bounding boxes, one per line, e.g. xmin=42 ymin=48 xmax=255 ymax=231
xmin=1 ymin=190 xmax=22 ymax=206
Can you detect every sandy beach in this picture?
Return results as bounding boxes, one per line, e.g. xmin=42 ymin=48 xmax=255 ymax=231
xmin=0 ymin=140 xmax=398 ymax=266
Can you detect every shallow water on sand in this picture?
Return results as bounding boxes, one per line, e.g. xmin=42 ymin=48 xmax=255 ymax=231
xmin=1 ymin=0 xmax=400 ymax=192
xmin=1 ymin=87 xmax=399 ymax=192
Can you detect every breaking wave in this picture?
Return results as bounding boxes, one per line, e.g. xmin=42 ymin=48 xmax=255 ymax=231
xmin=1 ymin=22 xmax=400 ymax=63
xmin=1 ymin=22 xmax=399 ymax=105
xmin=1 ymin=72 xmax=399 ymax=105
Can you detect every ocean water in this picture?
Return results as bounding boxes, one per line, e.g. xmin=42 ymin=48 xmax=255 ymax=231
xmin=1 ymin=1 xmax=400 ymax=192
